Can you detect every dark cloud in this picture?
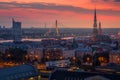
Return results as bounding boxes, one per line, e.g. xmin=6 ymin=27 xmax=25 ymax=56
xmin=91 ymin=0 xmax=120 ymax=2
xmin=0 ymin=2 xmax=90 ymax=13
xmin=91 ymin=0 xmax=110 ymax=2
xmin=91 ymin=0 xmax=98 ymax=3
xmin=114 ymin=0 xmax=120 ymax=2
xmin=103 ymin=0 xmax=110 ymax=2
xmin=0 ymin=2 xmax=119 ymax=16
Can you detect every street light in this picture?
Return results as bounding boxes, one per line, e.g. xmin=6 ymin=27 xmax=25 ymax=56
xmin=25 ymin=55 xmax=28 ymax=60
xmin=35 ymin=55 xmax=38 ymax=58
xmin=7 ymin=54 xmax=11 ymax=58
xmin=73 ymin=57 xmax=76 ymax=61
xmin=60 ymin=56 xmax=63 ymax=60
xmin=86 ymin=57 xmax=90 ymax=62
xmin=46 ymin=55 xmax=50 ymax=60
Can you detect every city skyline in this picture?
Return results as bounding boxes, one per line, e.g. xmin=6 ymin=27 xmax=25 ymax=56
xmin=0 ymin=0 xmax=120 ymax=28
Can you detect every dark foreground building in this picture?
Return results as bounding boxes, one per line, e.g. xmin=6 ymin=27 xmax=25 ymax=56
xmin=49 ymin=69 xmax=120 ymax=80
xmin=0 ymin=64 xmax=37 ymax=80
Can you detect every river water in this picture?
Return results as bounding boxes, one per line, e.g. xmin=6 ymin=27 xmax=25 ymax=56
xmin=0 ymin=38 xmax=42 ymax=43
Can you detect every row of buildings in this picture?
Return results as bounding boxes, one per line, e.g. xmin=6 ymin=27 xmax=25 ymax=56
xmin=0 ymin=8 xmax=120 ymax=68
xmin=0 ymin=37 xmax=120 ymax=66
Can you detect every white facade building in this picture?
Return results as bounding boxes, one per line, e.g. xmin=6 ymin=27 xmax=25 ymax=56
xmin=46 ymin=60 xmax=70 ymax=68
xmin=27 ymin=48 xmax=43 ymax=62
xmin=75 ymin=47 xmax=92 ymax=58
xmin=63 ymin=49 xmax=75 ymax=59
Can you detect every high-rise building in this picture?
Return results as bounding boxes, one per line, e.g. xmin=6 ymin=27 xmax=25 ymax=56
xmin=12 ymin=18 xmax=22 ymax=42
xmin=92 ymin=8 xmax=98 ymax=36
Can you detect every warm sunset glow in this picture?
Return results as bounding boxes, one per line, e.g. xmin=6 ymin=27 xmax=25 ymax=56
xmin=0 ymin=0 xmax=119 ymax=28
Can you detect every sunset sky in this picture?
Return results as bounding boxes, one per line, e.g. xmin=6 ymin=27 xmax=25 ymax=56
xmin=0 ymin=0 xmax=120 ymax=28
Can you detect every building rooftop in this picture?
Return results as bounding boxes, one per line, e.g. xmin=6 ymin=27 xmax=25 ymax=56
xmin=0 ymin=64 xmax=37 ymax=80
xmin=49 ymin=69 xmax=120 ymax=80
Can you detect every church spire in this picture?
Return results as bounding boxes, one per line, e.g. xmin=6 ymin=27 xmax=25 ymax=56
xmin=93 ymin=8 xmax=98 ymax=35
xmin=98 ymin=21 xmax=102 ymax=35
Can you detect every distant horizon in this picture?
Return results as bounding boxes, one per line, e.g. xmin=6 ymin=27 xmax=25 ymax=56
xmin=3 ymin=27 xmax=120 ymax=29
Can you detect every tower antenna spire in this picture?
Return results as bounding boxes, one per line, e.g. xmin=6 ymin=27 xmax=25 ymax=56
xmin=55 ymin=20 xmax=59 ymax=36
